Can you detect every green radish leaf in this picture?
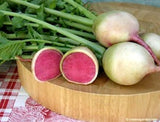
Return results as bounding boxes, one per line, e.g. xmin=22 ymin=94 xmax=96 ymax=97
xmin=37 ymin=4 xmax=45 ymax=20
xmin=63 ymin=5 xmax=74 ymax=13
xmin=25 ymin=0 xmax=44 ymax=13
xmin=27 ymin=26 xmax=43 ymax=39
xmin=12 ymin=17 xmax=25 ymax=28
xmin=0 ymin=12 xmax=5 ymax=28
xmin=45 ymin=0 xmax=56 ymax=9
xmin=0 ymin=0 xmax=6 ymax=4
xmin=38 ymin=43 xmax=45 ymax=49
xmin=31 ymin=0 xmax=45 ymax=5
xmin=37 ymin=25 xmax=44 ymax=34
xmin=59 ymin=18 xmax=67 ymax=28
xmin=75 ymin=0 xmax=83 ymax=5
xmin=0 ymin=38 xmax=25 ymax=61
xmin=0 ymin=2 xmax=11 ymax=11
xmin=14 ymin=31 xmax=28 ymax=38
xmin=56 ymin=0 xmax=66 ymax=9
xmin=0 ymin=31 xmax=7 ymax=37
xmin=0 ymin=36 xmax=9 ymax=44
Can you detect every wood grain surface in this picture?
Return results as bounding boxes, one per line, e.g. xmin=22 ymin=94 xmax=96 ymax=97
xmin=17 ymin=2 xmax=160 ymax=122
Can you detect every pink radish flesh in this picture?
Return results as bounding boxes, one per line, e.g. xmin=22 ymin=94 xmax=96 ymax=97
xmin=93 ymin=10 xmax=160 ymax=65
xmin=62 ymin=52 xmax=96 ymax=84
xmin=34 ymin=49 xmax=62 ymax=81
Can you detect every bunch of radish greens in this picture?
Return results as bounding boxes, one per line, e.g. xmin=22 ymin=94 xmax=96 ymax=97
xmin=0 ymin=0 xmax=160 ymax=86
xmin=0 ymin=0 xmax=103 ymax=60
xmin=0 ymin=0 xmax=104 ymax=84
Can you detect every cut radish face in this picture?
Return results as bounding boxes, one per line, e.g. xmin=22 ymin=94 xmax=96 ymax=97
xmin=32 ymin=47 xmax=63 ymax=82
xmin=60 ymin=47 xmax=99 ymax=85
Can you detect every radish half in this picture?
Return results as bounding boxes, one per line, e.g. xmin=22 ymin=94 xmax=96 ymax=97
xmin=141 ymin=33 xmax=160 ymax=60
xmin=32 ymin=47 xmax=63 ymax=82
xmin=102 ymin=42 xmax=160 ymax=85
xmin=93 ymin=10 xmax=160 ymax=65
xmin=60 ymin=46 xmax=99 ymax=85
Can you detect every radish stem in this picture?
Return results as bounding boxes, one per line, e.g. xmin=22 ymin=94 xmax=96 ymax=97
xmin=14 ymin=39 xmax=76 ymax=48
xmin=4 ymin=21 xmax=95 ymax=40
xmin=0 ymin=10 xmax=105 ymax=56
xmin=6 ymin=33 xmax=80 ymax=45
xmin=131 ymin=35 xmax=160 ymax=66
xmin=64 ymin=0 xmax=96 ymax=20
xmin=22 ymin=45 xmax=71 ymax=52
xmin=9 ymin=0 xmax=93 ymax=26
xmin=46 ymin=17 xmax=92 ymax=32
xmin=4 ymin=21 xmax=39 ymax=27
xmin=61 ymin=28 xmax=95 ymax=40
xmin=62 ymin=20 xmax=92 ymax=32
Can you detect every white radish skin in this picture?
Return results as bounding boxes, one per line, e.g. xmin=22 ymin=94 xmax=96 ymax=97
xmin=93 ymin=10 xmax=160 ymax=66
xmin=93 ymin=11 xmax=139 ymax=46
xmin=60 ymin=46 xmax=99 ymax=85
xmin=102 ymin=42 xmax=160 ymax=85
xmin=142 ymin=33 xmax=160 ymax=60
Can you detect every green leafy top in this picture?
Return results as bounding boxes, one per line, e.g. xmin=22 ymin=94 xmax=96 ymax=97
xmin=0 ymin=37 xmax=25 ymax=62
xmin=0 ymin=0 xmax=101 ymax=65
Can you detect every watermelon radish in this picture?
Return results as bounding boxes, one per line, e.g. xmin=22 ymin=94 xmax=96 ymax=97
xmin=60 ymin=46 xmax=99 ymax=85
xmin=141 ymin=33 xmax=160 ymax=60
xmin=32 ymin=47 xmax=63 ymax=82
xmin=93 ymin=10 xmax=160 ymax=65
xmin=102 ymin=42 xmax=160 ymax=85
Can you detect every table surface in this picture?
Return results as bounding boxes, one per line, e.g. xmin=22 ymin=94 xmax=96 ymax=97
xmin=83 ymin=0 xmax=160 ymax=8
xmin=1 ymin=1 xmax=160 ymax=122
xmin=0 ymin=61 xmax=85 ymax=122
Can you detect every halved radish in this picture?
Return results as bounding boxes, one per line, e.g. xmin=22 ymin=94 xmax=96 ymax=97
xmin=60 ymin=46 xmax=99 ymax=85
xmin=32 ymin=47 xmax=63 ymax=82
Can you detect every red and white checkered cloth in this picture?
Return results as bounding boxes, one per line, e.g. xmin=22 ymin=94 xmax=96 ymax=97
xmin=0 ymin=61 xmax=85 ymax=122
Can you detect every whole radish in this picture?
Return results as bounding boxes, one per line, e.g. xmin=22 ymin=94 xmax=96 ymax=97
xmin=93 ymin=10 xmax=160 ymax=65
xmin=102 ymin=42 xmax=160 ymax=85
xmin=141 ymin=33 xmax=160 ymax=60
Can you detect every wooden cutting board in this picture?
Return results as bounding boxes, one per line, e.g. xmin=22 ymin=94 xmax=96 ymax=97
xmin=17 ymin=2 xmax=160 ymax=122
